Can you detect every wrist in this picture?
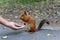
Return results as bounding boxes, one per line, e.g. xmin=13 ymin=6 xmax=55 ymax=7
xmin=2 ymin=21 xmax=10 ymax=27
xmin=0 ymin=18 xmax=10 ymax=27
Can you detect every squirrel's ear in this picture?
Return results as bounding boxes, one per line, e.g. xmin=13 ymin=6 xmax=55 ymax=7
xmin=24 ymin=11 xmax=28 ymax=15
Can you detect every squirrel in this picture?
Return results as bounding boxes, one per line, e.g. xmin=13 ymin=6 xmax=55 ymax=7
xmin=20 ymin=11 xmax=50 ymax=32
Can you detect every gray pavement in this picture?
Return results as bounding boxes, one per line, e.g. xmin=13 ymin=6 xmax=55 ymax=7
xmin=0 ymin=24 xmax=60 ymax=40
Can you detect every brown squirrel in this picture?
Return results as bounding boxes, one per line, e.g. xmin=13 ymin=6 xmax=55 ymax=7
xmin=20 ymin=11 xmax=50 ymax=32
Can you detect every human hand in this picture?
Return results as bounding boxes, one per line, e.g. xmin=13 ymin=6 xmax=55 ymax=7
xmin=6 ymin=22 xmax=25 ymax=30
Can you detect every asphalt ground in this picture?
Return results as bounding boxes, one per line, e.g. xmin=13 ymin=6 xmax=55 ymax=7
xmin=0 ymin=24 xmax=60 ymax=40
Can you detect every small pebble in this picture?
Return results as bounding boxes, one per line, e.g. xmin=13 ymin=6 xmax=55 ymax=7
xmin=7 ymin=19 xmax=10 ymax=20
xmin=15 ymin=16 xmax=18 ymax=18
xmin=47 ymin=34 xmax=51 ymax=36
xmin=1 ymin=36 xmax=8 ymax=39
xmin=10 ymin=15 xmax=12 ymax=16
xmin=35 ymin=16 xmax=38 ymax=18
xmin=46 ymin=33 xmax=53 ymax=37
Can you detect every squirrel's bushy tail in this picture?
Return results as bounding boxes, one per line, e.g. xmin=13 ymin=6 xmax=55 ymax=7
xmin=38 ymin=19 xmax=50 ymax=30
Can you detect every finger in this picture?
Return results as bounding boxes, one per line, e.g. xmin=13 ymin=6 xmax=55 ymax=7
xmin=18 ymin=25 xmax=25 ymax=28
xmin=15 ymin=24 xmax=21 ymax=27
xmin=15 ymin=23 xmax=25 ymax=27
xmin=12 ymin=25 xmax=25 ymax=30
